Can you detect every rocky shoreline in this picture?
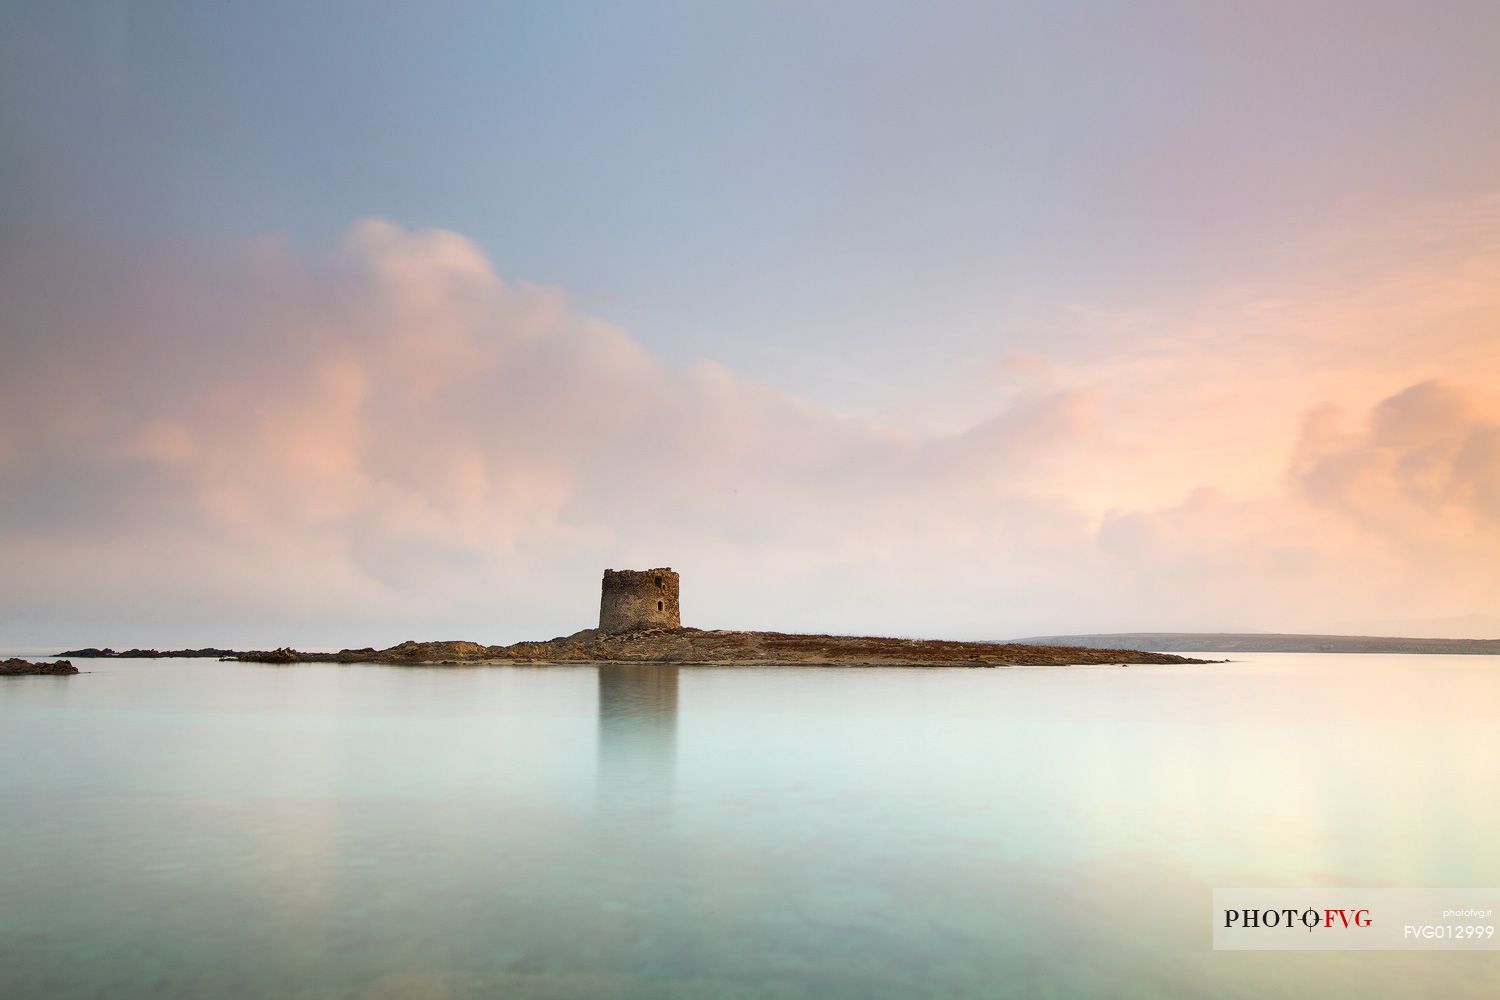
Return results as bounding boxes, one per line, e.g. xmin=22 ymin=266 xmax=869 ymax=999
xmin=2 ymin=658 xmax=79 ymax=676
xmin=61 ymin=630 xmax=1209 ymax=667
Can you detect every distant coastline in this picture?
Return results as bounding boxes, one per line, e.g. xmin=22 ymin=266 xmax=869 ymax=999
xmin=1013 ymin=632 xmax=1500 ymax=655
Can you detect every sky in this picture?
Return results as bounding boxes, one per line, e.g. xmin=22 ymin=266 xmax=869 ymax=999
xmin=2 ymin=1 xmax=1499 ymax=648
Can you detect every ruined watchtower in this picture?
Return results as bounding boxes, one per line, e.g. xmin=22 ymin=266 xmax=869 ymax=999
xmin=599 ymin=568 xmax=680 ymax=634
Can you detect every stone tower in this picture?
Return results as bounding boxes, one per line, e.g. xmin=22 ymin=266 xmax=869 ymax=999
xmin=599 ymin=567 xmax=681 ymax=634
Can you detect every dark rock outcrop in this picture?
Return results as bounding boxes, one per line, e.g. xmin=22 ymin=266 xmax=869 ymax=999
xmin=2 ymin=658 xmax=79 ymax=676
xmin=225 ymin=647 xmax=303 ymax=664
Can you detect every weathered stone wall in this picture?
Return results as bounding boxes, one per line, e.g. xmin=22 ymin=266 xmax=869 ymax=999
xmin=599 ymin=568 xmax=681 ymax=633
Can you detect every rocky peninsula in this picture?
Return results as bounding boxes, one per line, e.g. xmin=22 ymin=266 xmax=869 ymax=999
xmin=56 ymin=567 xmax=1210 ymax=668
xmin=58 ymin=630 xmax=1202 ymax=667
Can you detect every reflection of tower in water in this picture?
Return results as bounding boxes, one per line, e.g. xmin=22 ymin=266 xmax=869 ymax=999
xmin=596 ymin=665 xmax=678 ymax=812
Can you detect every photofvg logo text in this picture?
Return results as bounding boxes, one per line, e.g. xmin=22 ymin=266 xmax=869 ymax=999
xmin=1223 ymin=906 xmax=1372 ymax=932
xmin=1213 ymin=889 xmax=1499 ymax=951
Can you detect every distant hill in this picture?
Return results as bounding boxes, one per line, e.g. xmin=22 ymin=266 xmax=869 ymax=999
xmin=1011 ymin=632 xmax=1500 ymax=655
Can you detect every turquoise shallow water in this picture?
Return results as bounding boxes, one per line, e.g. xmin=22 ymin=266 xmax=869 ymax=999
xmin=1 ymin=653 xmax=1497 ymax=998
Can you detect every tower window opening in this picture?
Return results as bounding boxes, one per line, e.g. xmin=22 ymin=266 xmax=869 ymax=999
xmin=655 ymin=576 xmax=663 ymax=587
xmin=658 ymin=601 xmax=664 ymax=611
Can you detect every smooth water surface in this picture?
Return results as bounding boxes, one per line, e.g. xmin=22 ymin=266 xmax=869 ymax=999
xmin=2 ymin=654 xmax=1498 ymax=998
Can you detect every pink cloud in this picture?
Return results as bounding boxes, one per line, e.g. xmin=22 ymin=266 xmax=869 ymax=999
xmin=2 ymin=214 xmax=1498 ymax=646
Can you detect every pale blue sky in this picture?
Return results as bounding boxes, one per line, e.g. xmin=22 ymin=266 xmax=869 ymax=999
xmin=6 ymin=1 xmax=1499 ymax=412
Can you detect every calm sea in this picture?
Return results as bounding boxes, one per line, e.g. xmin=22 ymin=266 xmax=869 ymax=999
xmin=2 ymin=653 xmax=1497 ymax=998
